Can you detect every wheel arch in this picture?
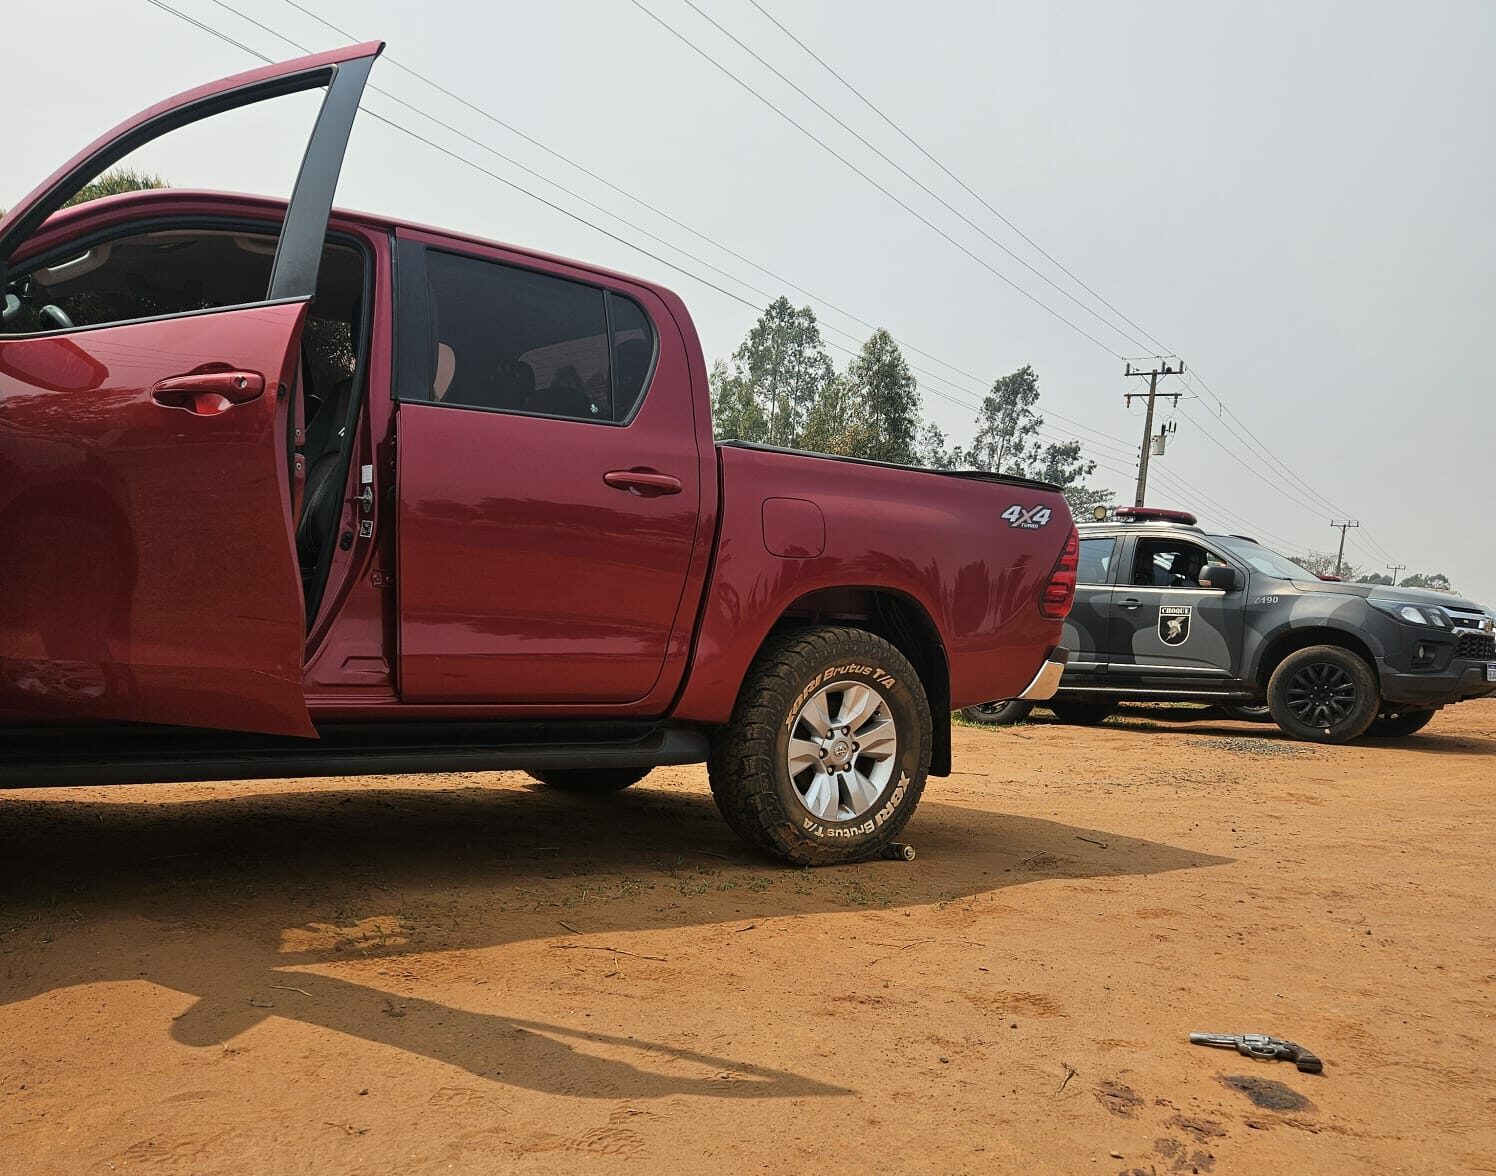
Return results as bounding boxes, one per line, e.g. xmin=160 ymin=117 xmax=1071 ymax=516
xmin=1253 ymin=625 xmax=1379 ymax=690
xmin=771 ymin=586 xmax=952 ymax=777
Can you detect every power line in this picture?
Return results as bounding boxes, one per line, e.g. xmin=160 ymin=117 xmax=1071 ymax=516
xmin=270 ymin=0 xmax=1107 ymax=397
xmin=624 ymin=0 xmax=1121 ymax=356
xmin=744 ymin=0 xmax=1173 ymax=357
xmin=150 ymin=0 xmax=769 ymax=314
xmin=1182 ymin=370 xmax=1350 ymax=519
xmin=140 ymin=1 xmax=1359 ymax=565
xmin=675 ymin=0 xmax=1152 ymax=354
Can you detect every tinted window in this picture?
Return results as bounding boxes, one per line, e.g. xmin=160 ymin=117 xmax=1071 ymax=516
xmin=609 ymin=292 xmax=655 ymax=420
xmin=1132 ymin=538 xmax=1214 ymax=588
xmin=2 ymin=228 xmax=280 ymax=336
xmin=1077 ymin=537 xmax=1117 ymax=584
xmin=0 ymin=225 xmax=363 ymax=393
xmin=426 ymin=250 xmax=611 ymax=422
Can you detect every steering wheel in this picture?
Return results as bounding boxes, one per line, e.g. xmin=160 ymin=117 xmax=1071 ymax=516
xmin=39 ymin=304 xmax=75 ymax=330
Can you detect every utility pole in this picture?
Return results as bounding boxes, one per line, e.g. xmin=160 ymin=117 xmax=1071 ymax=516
xmin=1386 ymin=562 xmax=1406 ymax=587
xmin=1330 ymin=519 xmax=1360 ymax=578
xmin=1124 ymin=358 xmax=1185 ymax=506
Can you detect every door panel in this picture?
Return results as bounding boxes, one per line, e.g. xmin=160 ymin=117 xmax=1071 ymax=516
xmin=0 ymin=43 xmax=382 ymax=267
xmin=1105 ymin=533 xmax=1244 ymax=682
xmin=1107 ymin=588 xmax=1242 ymax=680
xmin=1062 ymin=588 xmax=1114 ymax=680
xmin=0 ymin=304 xmax=315 ymax=734
xmin=396 ymin=402 xmax=701 ymax=703
xmin=0 ymin=44 xmax=382 ymax=735
xmin=1061 ymin=535 xmax=1120 ymax=683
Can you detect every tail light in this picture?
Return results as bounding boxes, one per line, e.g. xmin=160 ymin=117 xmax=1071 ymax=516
xmin=1040 ymin=527 xmax=1079 ymax=619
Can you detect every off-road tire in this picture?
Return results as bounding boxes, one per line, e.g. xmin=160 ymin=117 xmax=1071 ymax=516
xmin=1365 ymin=708 xmax=1438 ymax=739
xmin=527 ymin=768 xmax=651 ymax=793
xmin=959 ymin=699 xmax=1035 ymax=726
xmin=1048 ymin=700 xmax=1116 ymax=726
xmin=708 ymin=626 xmax=931 ymax=866
xmin=1267 ymin=645 xmax=1380 ymax=744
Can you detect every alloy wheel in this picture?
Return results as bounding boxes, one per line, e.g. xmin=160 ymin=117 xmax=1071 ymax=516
xmin=786 ymin=681 xmax=898 ymax=822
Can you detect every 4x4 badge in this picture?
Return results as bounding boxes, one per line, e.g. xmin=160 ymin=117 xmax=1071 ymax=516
xmin=1001 ymin=504 xmax=1052 ymax=529
xmin=1159 ymin=604 xmax=1192 ymax=646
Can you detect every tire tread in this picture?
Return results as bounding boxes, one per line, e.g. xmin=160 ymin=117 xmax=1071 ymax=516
xmin=707 ymin=626 xmax=931 ymax=866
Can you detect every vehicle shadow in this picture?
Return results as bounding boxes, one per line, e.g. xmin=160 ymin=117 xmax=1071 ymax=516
xmin=1058 ymin=704 xmax=1496 ymax=755
xmin=0 ymin=775 xmax=1230 ymax=1100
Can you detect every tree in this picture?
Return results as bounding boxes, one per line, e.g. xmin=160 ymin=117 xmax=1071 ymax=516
xmin=1361 ymin=572 xmax=1393 ymax=585
xmin=1400 ymin=572 xmax=1455 ymax=592
xmin=916 ymin=421 xmax=956 ymax=470
xmin=842 ymin=328 xmax=920 ymax=464
xmin=64 ymin=168 xmax=166 ymax=209
xmin=710 ymin=296 xmax=833 ymax=447
xmin=2 ymin=167 xmax=166 ymax=218
xmin=955 ymin=365 xmax=1044 ymax=474
xmin=1294 ymin=551 xmax=1368 ymax=581
xmin=709 ymin=358 xmax=765 ymax=444
xmin=799 ymin=372 xmax=872 ymax=457
xmin=950 ymin=364 xmax=1110 ymax=513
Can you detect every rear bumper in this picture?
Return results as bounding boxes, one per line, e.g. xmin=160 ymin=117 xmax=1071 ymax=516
xmin=1017 ymin=647 xmax=1070 ymax=701
xmin=1378 ymin=659 xmax=1496 ymax=707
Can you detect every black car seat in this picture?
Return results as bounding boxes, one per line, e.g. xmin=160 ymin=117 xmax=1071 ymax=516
xmin=1168 ymin=550 xmax=1200 ymax=586
xmin=465 ymin=357 xmax=534 ymax=410
xmin=297 ymin=376 xmax=353 ymax=567
xmin=296 ymin=304 xmax=362 ymax=575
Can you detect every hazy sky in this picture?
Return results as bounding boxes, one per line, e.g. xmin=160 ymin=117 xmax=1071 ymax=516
xmin=6 ymin=1 xmax=1494 ymax=601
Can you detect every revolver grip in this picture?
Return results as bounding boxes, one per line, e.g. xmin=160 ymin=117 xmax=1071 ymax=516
xmin=1290 ymin=1045 xmax=1323 ymax=1074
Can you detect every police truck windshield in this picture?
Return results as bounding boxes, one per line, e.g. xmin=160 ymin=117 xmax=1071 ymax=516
xmin=1211 ymin=536 xmax=1321 ymax=582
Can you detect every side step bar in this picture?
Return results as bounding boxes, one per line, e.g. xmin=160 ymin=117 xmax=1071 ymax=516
xmin=0 ymin=722 xmax=709 ymax=789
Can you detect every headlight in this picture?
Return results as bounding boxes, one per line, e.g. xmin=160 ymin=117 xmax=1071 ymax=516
xmin=1375 ymin=601 xmax=1449 ymax=627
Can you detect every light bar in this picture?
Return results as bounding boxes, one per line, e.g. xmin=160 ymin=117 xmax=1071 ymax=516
xmin=1114 ymin=506 xmax=1198 ymax=525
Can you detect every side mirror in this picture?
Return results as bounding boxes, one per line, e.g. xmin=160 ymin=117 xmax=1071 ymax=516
xmin=1199 ymin=564 xmax=1242 ymax=591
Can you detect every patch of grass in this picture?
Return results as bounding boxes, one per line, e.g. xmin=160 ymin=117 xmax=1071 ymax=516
xmin=951 ymin=709 xmax=1026 ymax=730
xmin=614 ymin=877 xmax=648 ymax=899
xmin=836 ymin=875 xmax=890 ymax=907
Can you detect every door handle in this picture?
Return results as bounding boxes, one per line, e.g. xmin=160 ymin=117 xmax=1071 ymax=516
xmin=603 ymin=469 xmax=682 ymax=496
xmin=151 ymin=369 xmax=265 ymax=416
xmin=1119 ymin=597 xmax=1142 ymax=611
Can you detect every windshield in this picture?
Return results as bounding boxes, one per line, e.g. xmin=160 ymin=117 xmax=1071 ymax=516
xmin=1210 ymin=536 xmax=1320 ymax=581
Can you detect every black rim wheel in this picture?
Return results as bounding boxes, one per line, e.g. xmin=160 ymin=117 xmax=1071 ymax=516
xmin=1284 ymin=661 xmax=1359 ymax=727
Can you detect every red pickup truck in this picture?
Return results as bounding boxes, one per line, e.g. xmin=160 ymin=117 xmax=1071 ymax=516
xmin=0 ymin=44 xmax=1075 ymax=863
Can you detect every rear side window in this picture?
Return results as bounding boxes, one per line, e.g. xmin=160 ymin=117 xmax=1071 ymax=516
xmin=423 ymin=250 xmax=654 ymax=423
xmin=609 ymin=292 xmax=656 ymax=421
xmin=1077 ymin=536 xmax=1117 ymax=584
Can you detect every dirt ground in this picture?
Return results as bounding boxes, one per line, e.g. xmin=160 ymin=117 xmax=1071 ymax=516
xmin=2 ymin=701 xmax=1494 ymax=1175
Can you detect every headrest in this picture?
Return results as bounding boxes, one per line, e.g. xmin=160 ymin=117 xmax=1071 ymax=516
xmin=434 ymin=343 xmax=456 ymax=400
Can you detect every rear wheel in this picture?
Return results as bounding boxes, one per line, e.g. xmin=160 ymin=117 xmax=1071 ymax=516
xmin=1365 ymin=708 xmax=1438 ymax=739
xmin=527 ymin=768 xmax=650 ymax=793
xmin=1048 ymin=700 xmax=1116 ymax=726
xmin=708 ymin=626 xmax=931 ymax=866
xmin=1267 ymin=645 xmax=1379 ymax=743
xmin=959 ymin=699 xmax=1035 ymax=726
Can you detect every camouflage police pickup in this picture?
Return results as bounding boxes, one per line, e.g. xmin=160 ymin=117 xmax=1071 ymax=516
xmin=964 ymin=507 xmax=1496 ymax=743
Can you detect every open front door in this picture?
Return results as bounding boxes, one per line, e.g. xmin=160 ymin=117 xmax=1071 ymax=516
xmin=0 ymin=43 xmax=382 ymax=737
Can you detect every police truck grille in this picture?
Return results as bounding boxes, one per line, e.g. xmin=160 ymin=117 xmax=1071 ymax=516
xmin=1455 ymin=632 xmax=1495 ymax=660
